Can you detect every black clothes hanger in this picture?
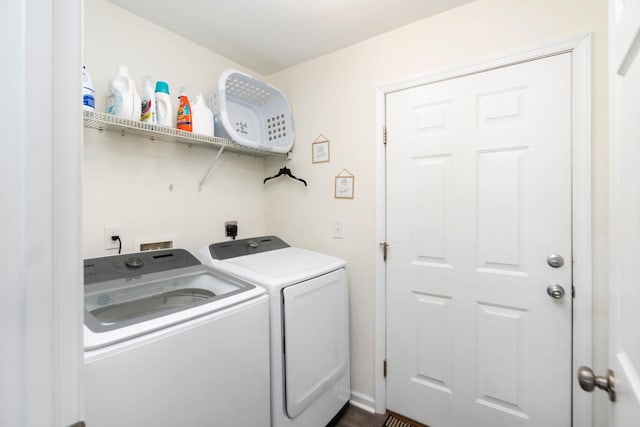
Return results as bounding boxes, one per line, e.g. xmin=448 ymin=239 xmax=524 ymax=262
xmin=263 ymin=166 xmax=307 ymax=186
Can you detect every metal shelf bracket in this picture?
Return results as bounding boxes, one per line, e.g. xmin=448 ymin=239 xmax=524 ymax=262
xmin=198 ymin=146 xmax=226 ymax=190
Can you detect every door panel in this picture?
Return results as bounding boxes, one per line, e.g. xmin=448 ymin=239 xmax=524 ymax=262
xmin=386 ymin=54 xmax=572 ymax=426
xmin=609 ymin=0 xmax=640 ymax=425
xmin=477 ymin=148 xmax=526 ymax=270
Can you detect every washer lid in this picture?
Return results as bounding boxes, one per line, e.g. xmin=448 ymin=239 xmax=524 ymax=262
xmin=83 ymin=249 xmax=265 ymax=350
xmin=209 ymin=247 xmax=345 ymax=293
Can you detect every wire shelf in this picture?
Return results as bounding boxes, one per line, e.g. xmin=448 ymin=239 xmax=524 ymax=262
xmin=83 ymin=110 xmax=286 ymax=157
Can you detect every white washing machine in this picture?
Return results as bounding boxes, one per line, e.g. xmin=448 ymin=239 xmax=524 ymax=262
xmin=199 ymin=236 xmax=350 ymax=427
xmin=83 ymin=248 xmax=270 ymax=427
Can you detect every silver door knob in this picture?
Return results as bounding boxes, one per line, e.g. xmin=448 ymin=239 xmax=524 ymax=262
xmin=547 ymin=253 xmax=565 ymax=268
xmin=578 ymin=366 xmax=616 ymax=402
xmin=546 ymin=284 xmax=565 ymax=299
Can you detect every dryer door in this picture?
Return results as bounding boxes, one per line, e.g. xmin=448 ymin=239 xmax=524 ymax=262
xmin=282 ymin=268 xmax=350 ymax=419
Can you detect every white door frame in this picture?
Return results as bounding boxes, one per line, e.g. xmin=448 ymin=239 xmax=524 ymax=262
xmin=374 ymin=34 xmax=593 ymax=426
xmin=2 ymin=0 xmax=83 ymax=425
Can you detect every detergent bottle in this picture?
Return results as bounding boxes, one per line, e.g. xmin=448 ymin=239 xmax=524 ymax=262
xmin=191 ymin=94 xmax=214 ymax=136
xmin=176 ymin=90 xmax=192 ymax=132
xmin=133 ymin=87 xmax=141 ymax=122
xmin=140 ymin=77 xmax=157 ymax=124
xmin=107 ymin=66 xmax=136 ymax=119
xmin=82 ymin=65 xmax=95 ymax=111
xmin=155 ymin=81 xmax=172 ymax=127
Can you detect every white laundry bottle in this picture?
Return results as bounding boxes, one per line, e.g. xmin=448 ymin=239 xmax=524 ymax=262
xmin=133 ymin=86 xmax=141 ymax=122
xmin=140 ymin=77 xmax=157 ymax=124
xmin=107 ymin=65 xmax=136 ymax=119
xmin=191 ymin=93 xmax=214 ymax=136
xmin=82 ymin=65 xmax=95 ymax=111
xmin=155 ymin=81 xmax=172 ymax=127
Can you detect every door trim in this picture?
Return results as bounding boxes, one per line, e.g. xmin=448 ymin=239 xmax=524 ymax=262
xmin=374 ymin=34 xmax=593 ymax=426
xmin=4 ymin=0 xmax=83 ymax=424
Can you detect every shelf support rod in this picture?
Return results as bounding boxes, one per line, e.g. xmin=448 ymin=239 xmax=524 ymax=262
xmin=198 ymin=146 xmax=226 ymax=190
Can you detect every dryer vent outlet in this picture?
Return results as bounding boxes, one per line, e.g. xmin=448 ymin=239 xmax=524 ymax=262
xmin=225 ymin=221 xmax=238 ymax=240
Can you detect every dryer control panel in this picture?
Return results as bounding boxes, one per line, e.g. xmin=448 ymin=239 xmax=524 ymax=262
xmin=208 ymin=235 xmax=289 ymax=260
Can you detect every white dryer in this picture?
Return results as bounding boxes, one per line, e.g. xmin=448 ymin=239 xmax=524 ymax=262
xmin=199 ymin=236 xmax=350 ymax=427
xmin=83 ymin=249 xmax=270 ymax=427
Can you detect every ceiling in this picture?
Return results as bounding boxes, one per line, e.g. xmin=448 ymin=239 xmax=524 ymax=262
xmin=105 ymin=0 xmax=474 ymax=75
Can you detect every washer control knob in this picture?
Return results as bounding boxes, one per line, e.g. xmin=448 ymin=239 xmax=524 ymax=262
xmin=125 ymin=257 xmax=144 ymax=268
xmin=247 ymin=240 xmax=258 ymax=248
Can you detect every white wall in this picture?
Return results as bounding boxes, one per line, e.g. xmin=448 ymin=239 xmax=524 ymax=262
xmin=83 ymin=0 xmax=270 ymax=257
xmin=267 ymin=0 xmax=609 ymax=421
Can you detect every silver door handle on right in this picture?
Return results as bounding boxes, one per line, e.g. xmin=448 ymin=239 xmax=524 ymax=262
xmin=578 ymin=366 xmax=616 ymax=402
xmin=546 ymin=284 xmax=565 ymax=299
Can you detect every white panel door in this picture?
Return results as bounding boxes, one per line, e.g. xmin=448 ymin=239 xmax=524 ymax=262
xmin=608 ymin=0 xmax=640 ymax=424
xmin=386 ymin=54 xmax=572 ymax=426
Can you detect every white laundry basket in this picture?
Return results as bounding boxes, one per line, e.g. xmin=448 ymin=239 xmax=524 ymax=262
xmin=207 ymin=69 xmax=294 ymax=153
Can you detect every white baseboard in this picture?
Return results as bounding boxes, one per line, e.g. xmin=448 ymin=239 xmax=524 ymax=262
xmin=349 ymin=391 xmax=378 ymax=414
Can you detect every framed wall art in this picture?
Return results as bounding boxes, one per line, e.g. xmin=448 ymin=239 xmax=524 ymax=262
xmin=312 ymin=135 xmax=330 ymax=163
xmin=334 ymin=169 xmax=355 ymax=199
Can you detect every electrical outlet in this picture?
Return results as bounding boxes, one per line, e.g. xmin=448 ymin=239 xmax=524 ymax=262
xmin=104 ymin=225 xmax=121 ymax=250
xmin=225 ymin=221 xmax=238 ymax=239
xmin=333 ymin=220 xmax=344 ymax=239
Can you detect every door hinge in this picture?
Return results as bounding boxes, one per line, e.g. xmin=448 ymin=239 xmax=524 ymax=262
xmin=384 ymin=359 xmax=387 ymax=378
xmin=572 ymin=285 xmax=575 ymax=298
xmin=380 ymin=242 xmax=389 ymax=262
xmin=383 ymin=126 xmax=387 ymax=145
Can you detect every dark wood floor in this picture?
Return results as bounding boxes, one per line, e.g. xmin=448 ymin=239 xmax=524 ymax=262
xmin=332 ymin=404 xmax=388 ymax=427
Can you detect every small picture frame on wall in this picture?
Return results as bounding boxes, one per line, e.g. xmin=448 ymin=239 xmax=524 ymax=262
xmin=312 ymin=135 xmax=330 ymax=164
xmin=334 ymin=169 xmax=355 ymax=199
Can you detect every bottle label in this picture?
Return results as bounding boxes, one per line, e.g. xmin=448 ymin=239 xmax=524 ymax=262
xmin=107 ymin=87 xmax=123 ymax=115
xmin=141 ymin=99 xmax=155 ymax=122
xmin=83 ymin=94 xmax=95 ymax=109
xmin=177 ymin=103 xmax=192 ymax=131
